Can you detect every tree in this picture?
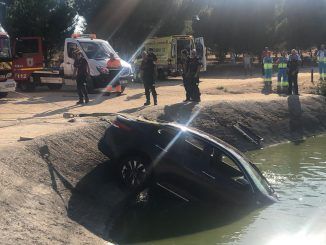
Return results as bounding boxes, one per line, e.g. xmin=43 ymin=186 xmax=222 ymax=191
xmin=4 ymin=0 xmax=76 ymax=60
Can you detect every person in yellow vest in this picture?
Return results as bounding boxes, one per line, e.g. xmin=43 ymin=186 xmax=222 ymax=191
xmin=276 ymin=51 xmax=289 ymax=94
xmin=262 ymin=51 xmax=273 ymax=94
xmin=316 ymin=44 xmax=326 ymax=81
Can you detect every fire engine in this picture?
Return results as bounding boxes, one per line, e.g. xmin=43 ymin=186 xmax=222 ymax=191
xmin=12 ymin=34 xmax=132 ymax=93
xmin=0 ymin=24 xmax=15 ymax=98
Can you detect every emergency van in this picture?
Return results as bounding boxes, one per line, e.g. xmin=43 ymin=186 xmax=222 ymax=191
xmin=13 ymin=34 xmax=133 ymax=92
xmin=0 ymin=24 xmax=15 ymax=98
xmin=134 ymin=35 xmax=206 ymax=81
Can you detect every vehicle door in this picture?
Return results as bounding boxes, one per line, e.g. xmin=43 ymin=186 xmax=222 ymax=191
xmin=63 ymin=41 xmax=78 ymax=85
xmin=203 ymin=146 xmax=254 ymax=204
xmin=195 ymin=37 xmax=207 ymax=71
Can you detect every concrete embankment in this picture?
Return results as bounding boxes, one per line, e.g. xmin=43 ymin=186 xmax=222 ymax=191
xmin=0 ymin=95 xmax=325 ymax=244
xmin=133 ymin=95 xmax=326 ymax=151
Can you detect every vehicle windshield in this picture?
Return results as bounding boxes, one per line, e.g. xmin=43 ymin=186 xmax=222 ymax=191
xmin=0 ymin=37 xmax=12 ymax=59
xmin=78 ymin=40 xmax=117 ymax=60
xmin=237 ymin=155 xmax=274 ymax=196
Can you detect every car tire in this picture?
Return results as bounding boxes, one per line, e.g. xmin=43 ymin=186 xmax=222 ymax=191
xmin=47 ymin=84 xmax=63 ymax=90
xmin=118 ymin=155 xmax=151 ymax=190
xmin=0 ymin=92 xmax=8 ymax=98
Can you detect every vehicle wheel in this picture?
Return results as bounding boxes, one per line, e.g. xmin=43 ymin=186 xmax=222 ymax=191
xmin=119 ymin=156 xmax=151 ymax=190
xmin=19 ymin=82 xmax=35 ymax=92
xmin=47 ymin=84 xmax=63 ymax=90
xmin=0 ymin=92 xmax=8 ymax=98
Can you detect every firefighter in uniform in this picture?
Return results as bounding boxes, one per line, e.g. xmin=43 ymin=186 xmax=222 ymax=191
xmin=73 ymin=49 xmax=89 ymax=104
xmin=186 ymin=49 xmax=202 ymax=102
xmin=181 ymin=49 xmax=191 ymax=101
xmin=276 ymin=51 xmax=289 ymax=94
xmin=262 ymin=51 xmax=273 ymax=94
xmin=288 ymin=49 xmax=301 ymax=95
xmin=141 ymin=51 xmax=157 ymax=105
xmin=316 ymin=44 xmax=326 ymax=81
xmin=106 ymin=53 xmax=123 ymax=94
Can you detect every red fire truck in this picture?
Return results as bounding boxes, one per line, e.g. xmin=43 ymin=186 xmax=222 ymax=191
xmin=0 ymin=24 xmax=15 ymax=98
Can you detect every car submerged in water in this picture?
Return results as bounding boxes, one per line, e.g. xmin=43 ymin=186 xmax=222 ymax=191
xmin=98 ymin=115 xmax=278 ymax=206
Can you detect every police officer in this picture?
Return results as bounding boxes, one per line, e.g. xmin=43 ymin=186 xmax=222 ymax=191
xmin=186 ymin=49 xmax=202 ymax=102
xmin=181 ymin=49 xmax=191 ymax=101
xmin=73 ymin=49 xmax=89 ymax=105
xmin=140 ymin=51 xmax=157 ymax=105
xmin=288 ymin=49 xmax=301 ymax=95
xmin=147 ymin=48 xmax=157 ymax=62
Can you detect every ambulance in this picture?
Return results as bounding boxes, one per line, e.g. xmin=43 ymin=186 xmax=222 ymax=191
xmin=0 ymin=24 xmax=15 ymax=98
xmin=12 ymin=34 xmax=132 ymax=93
xmin=133 ymin=35 xmax=206 ymax=81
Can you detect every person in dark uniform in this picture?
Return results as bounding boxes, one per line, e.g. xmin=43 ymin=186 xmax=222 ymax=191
xmin=181 ymin=49 xmax=191 ymax=101
xmin=141 ymin=51 xmax=157 ymax=105
xmin=73 ymin=50 xmax=89 ymax=104
xmin=287 ymin=49 xmax=301 ymax=95
xmin=147 ymin=48 xmax=157 ymax=62
xmin=186 ymin=49 xmax=202 ymax=102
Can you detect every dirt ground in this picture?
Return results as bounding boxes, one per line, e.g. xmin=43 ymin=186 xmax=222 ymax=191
xmin=0 ymin=71 xmax=319 ymax=148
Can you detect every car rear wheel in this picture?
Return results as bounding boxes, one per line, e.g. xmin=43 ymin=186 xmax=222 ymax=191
xmin=119 ymin=156 xmax=150 ymax=190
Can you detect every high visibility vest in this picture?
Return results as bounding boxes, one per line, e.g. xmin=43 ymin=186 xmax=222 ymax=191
xmin=277 ymin=57 xmax=288 ymax=69
xmin=264 ymin=63 xmax=273 ymax=69
xmin=317 ymin=51 xmax=326 ymax=62
xmin=263 ymin=57 xmax=273 ymax=69
xmin=278 ymin=63 xmax=287 ymax=69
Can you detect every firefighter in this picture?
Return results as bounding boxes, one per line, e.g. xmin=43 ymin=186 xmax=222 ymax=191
xmin=262 ymin=51 xmax=273 ymax=94
xmin=73 ymin=49 xmax=89 ymax=105
xmin=181 ymin=49 xmax=191 ymax=101
xmin=106 ymin=53 xmax=123 ymax=94
xmin=276 ymin=51 xmax=289 ymax=94
xmin=316 ymin=44 xmax=326 ymax=81
xmin=288 ymin=49 xmax=301 ymax=95
xmin=141 ymin=51 xmax=157 ymax=105
xmin=186 ymin=49 xmax=202 ymax=102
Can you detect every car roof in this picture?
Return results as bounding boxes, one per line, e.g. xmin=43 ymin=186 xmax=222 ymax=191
xmin=117 ymin=115 xmax=251 ymax=162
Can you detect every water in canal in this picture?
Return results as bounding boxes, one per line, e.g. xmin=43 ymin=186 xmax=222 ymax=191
xmin=110 ymin=135 xmax=326 ymax=245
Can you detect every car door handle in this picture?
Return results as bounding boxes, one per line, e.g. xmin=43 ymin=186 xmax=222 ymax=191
xmin=202 ymin=171 xmax=216 ymax=180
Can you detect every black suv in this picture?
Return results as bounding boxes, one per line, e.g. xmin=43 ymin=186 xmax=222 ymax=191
xmin=98 ymin=115 xmax=277 ymax=205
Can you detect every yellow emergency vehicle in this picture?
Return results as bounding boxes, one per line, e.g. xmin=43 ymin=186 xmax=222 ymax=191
xmin=134 ymin=35 xmax=206 ymax=81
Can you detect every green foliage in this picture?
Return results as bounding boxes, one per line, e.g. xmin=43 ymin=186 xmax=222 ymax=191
xmin=4 ymin=0 xmax=76 ymax=59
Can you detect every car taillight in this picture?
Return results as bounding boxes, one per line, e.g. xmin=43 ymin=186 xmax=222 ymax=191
xmin=112 ymin=120 xmax=132 ymax=131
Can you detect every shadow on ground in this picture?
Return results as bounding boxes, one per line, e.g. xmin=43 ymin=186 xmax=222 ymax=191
xmin=67 ymin=161 xmax=255 ymax=244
